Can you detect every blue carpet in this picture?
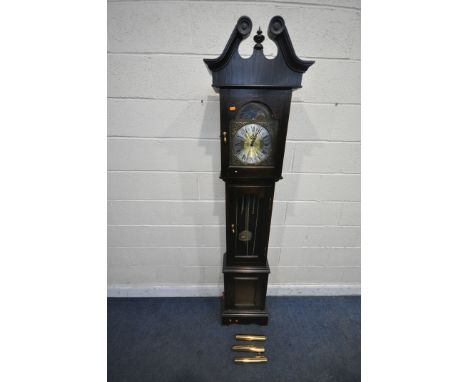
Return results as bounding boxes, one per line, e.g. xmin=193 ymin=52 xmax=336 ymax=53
xmin=108 ymin=296 xmax=360 ymax=382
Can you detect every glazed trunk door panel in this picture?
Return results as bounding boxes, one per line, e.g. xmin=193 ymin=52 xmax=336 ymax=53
xmin=226 ymin=185 xmax=274 ymax=265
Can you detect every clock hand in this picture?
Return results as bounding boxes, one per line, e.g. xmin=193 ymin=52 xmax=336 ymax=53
xmin=250 ymin=131 xmax=259 ymax=146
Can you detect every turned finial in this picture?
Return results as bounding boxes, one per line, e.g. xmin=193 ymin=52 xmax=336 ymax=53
xmin=253 ymin=27 xmax=265 ymax=50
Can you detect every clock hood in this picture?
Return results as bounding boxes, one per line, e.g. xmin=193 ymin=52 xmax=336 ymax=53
xmin=204 ymin=16 xmax=314 ymax=90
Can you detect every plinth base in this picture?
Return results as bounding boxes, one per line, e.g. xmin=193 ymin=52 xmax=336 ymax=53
xmin=221 ymin=253 xmax=270 ymax=325
xmin=221 ymin=305 xmax=269 ymax=326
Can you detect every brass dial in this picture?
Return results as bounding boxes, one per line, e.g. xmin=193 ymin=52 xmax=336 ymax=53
xmin=233 ymin=123 xmax=272 ymax=165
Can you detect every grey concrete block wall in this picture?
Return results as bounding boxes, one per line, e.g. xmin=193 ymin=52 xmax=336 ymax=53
xmin=107 ymin=0 xmax=361 ymax=293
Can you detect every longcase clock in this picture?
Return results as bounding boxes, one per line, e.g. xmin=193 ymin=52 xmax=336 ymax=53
xmin=204 ymin=16 xmax=313 ymax=325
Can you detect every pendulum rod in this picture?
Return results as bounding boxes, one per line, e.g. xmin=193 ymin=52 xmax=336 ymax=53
xmin=245 ymin=194 xmax=250 ymax=256
xmin=252 ymin=195 xmax=259 ymax=256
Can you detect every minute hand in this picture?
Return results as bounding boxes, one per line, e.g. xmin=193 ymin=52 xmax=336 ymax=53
xmin=250 ymin=132 xmax=259 ymax=146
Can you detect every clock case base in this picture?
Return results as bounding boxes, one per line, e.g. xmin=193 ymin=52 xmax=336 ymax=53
xmin=221 ymin=253 xmax=270 ymax=326
xmin=221 ymin=309 xmax=268 ymax=326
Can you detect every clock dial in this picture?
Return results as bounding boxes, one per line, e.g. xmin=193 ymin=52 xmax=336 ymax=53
xmin=233 ymin=123 xmax=272 ymax=165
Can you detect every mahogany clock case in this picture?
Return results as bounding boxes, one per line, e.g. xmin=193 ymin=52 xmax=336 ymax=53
xmin=204 ymin=16 xmax=313 ymax=325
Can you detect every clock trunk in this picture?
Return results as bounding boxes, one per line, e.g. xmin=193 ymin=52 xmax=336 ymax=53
xmin=225 ymin=183 xmax=275 ymax=266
